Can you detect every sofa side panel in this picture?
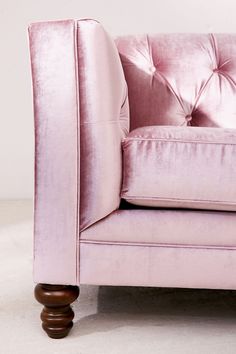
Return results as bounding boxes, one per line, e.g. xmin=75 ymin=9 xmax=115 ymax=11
xmin=29 ymin=20 xmax=79 ymax=285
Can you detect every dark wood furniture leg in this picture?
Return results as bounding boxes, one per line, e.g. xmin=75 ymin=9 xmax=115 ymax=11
xmin=35 ymin=284 xmax=80 ymax=339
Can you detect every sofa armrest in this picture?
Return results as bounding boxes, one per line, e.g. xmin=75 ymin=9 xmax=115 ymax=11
xmin=29 ymin=20 xmax=79 ymax=285
xmin=29 ymin=19 xmax=129 ymax=285
xmin=78 ymin=19 xmax=129 ymax=231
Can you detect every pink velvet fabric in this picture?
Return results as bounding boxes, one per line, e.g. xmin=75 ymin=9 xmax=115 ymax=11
xmin=81 ymin=208 xmax=236 ymax=247
xmin=29 ymin=19 xmax=129 ymax=284
xmin=116 ymin=34 xmax=236 ymax=130
xmin=30 ymin=19 xmax=236 ymax=290
xmin=121 ymin=126 xmax=236 ymax=210
xmin=80 ymin=242 xmax=236 ymax=289
xmin=29 ymin=20 xmax=78 ymax=285
xmin=78 ymin=20 xmax=129 ymax=230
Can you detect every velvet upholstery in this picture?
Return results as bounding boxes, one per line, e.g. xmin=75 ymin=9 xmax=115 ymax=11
xmin=80 ymin=242 xmax=236 ymax=290
xmin=121 ymin=126 xmax=236 ymax=210
xmin=116 ymin=34 xmax=236 ymax=130
xmin=81 ymin=208 xmax=236 ymax=247
xmin=78 ymin=20 xmax=129 ymax=231
xmin=29 ymin=19 xmax=236 ymax=291
xmin=29 ymin=19 xmax=129 ymax=284
xmin=29 ymin=20 xmax=78 ymax=285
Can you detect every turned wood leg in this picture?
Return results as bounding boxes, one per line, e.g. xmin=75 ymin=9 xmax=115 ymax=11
xmin=34 ymin=284 xmax=80 ymax=339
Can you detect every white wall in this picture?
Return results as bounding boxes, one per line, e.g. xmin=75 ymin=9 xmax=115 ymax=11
xmin=1 ymin=0 xmax=236 ymax=198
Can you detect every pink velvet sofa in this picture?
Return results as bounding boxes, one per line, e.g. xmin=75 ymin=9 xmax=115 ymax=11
xmin=29 ymin=19 xmax=236 ymax=338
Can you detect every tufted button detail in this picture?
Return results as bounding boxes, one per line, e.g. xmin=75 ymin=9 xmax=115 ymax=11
xmin=213 ymin=68 xmax=220 ymax=73
xmin=150 ymin=66 xmax=156 ymax=74
xmin=185 ymin=114 xmax=192 ymax=122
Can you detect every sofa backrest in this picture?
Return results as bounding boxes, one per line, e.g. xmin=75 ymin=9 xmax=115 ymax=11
xmin=116 ymin=34 xmax=236 ymax=131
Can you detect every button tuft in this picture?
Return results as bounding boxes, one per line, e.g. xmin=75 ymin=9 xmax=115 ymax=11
xmin=150 ymin=66 xmax=156 ymax=74
xmin=185 ymin=114 xmax=192 ymax=122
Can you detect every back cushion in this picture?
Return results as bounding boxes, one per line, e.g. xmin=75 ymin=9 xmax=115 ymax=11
xmin=116 ymin=34 xmax=236 ymax=130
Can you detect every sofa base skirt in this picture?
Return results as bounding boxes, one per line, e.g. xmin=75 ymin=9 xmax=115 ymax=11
xmin=80 ymin=241 xmax=236 ymax=290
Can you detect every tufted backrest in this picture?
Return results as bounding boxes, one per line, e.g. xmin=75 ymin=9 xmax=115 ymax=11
xmin=116 ymin=34 xmax=236 ymax=131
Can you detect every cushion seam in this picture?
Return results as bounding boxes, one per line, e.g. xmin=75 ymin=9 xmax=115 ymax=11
xmin=121 ymin=195 xmax=236 ymax=205
xmin=80 ymin=239 xmax=236 ymax=250
xmin=123 ymin=137 xmax=236 ymax=146
xmin=81 ymin=119 xmax=120 ymax=125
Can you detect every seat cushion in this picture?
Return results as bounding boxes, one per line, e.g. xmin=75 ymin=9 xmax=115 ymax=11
xmin=121 ymin=126 xmax=236 ymax=211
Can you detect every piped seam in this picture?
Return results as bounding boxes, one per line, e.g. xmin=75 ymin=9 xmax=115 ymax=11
xmin=122 ymin=137 xmax=236 ymax=145
xmin=80 ymin=239 xmax=236 ymax=251
xmin=121 ymin=195 xmax=236 ymax=205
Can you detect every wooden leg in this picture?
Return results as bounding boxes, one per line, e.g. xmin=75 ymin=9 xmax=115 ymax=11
xmin=35 ymin=284 xmax=80 ymax=339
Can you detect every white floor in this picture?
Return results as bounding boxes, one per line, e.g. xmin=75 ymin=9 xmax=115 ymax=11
xmin=1 ymin=201 xmax=236 ymax=353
